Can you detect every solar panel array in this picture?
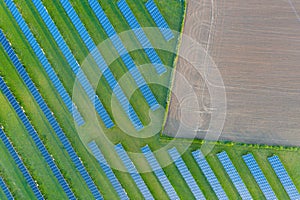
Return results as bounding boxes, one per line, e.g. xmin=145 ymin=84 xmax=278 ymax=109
xmin=242 ymin=154 xmax=277 ymax=200
xmin=87 ymin=0 xmax=159 ymax=112
xmin=268 ymin=155 xmax=300 ymax=200
xmin=0 ymin=128 xmax=44 ymax=200
xmin=192 ymin=150 xmax=228 ymax=200
xmin=114 ymin=143 xmax=154 ymax=200
xmin=3 ymin=0 xmax=84 ymax=127
xmin=145 ymin=0 xmax=174 ymax=41
xmin=141 ymin=145 xmax=179 ymax=200
xmin=0 ymin=34 xmax=78 ymax=200
xmin=88 ymin=141 xmax=129 ymax=200
xmin=117 ymin=0 xmax=166 ymax=75
xmin=167 ymin=147 xmax=206 ymax=200
xmin=0 ymin=177 xmax=14 ymax=200
xmin=217 ymin=151 xmax=252 ymax=200
xmin=0 ymin=27 xmax=103 ymax=200
xmin=57 ymin=0 xmax=142 ymax=130
xmin=30 ymin=0 xmax=113 ymax=129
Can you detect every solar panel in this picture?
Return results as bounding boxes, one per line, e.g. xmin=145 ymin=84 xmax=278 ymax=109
xmin=114 ymin=143 xmax=154 ymax=200
xmin=117 ymin=0 xmax=166 ymax=75
xmin=0 ymin=25 xmax=102 ymax=199
xmin=0 ymin=76 xmax=77 ymax=199
xmin=141 ymin=145 xmax=179 ymax=200
xmin=55 ymin=0 xmax=142 ymax=130
xmin=242 ymin=153 xmax=277 ymax=200
xmin=30 ymin=0 xmax=114 ymax=129
xmin=0 ymin=128 xmax=44 ymax=200
xmin=217 ymin=151 xmax=252 ymax=200
xmin=88 ymin=141 xmax=129 ymax=200
xmin=3 ymin=0 xmax=84 ymax=127
xmin=167 ymin=147 xmax=206 ymax=199
xmin=87 ymin=0 xmax=159 ymax=111
xmin=145 ymin=0 xmax=174 ymax=41
xmin=192 ymin=150 xmax=228 ymax=200
xmin=268 ymin=155 xmax=300 ymax=200
xmin=0 ymin=177 xmax=14 ymax=200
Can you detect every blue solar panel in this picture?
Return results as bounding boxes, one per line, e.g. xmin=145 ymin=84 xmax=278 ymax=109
xmin=145 ymin=0 xmax=174 ymax=41
xmin=217 ymin=151 xmax=252 ymax=200
xmin=87 ymin=0 xmax=159 ymax=111
xmin=30 ymin=0 xmax=113 ymax=129
xmin=117 ymin=0 xmax=166 ymax=76
xmin=141 ymin=145 xmax=179 ymax=200
xmin=0 ymin=177 xmax=14 ymax=200
xmin=0 ymin=27 xmax=102 ymax=200
xmin=192 ymin=150 xmax=228 ymax=200
xmin=114 ymin=143 xmax=154 ymax=200
xmin=55 ymin=0 xmax=142 ymax=130
xmin=0 ymin=76 xmax=75 ymax=199
xmin=88 ymin=141 xmax=129 ymax=200
xmin=3 ymin=0 xmax=84 ymax=127
xmin=167 ymin=147 xmax=206 ymax=200
xmin=242 ymin=154 xmax=277 ymax=200
xmin=268 ymin=155 xmax=300 ymax=200
xmin=0 ymin=128 xmax=44 ymax=200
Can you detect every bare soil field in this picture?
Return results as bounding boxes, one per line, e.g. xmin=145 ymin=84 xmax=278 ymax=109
xmin=164 ymin=0 xmax=300 ymax=146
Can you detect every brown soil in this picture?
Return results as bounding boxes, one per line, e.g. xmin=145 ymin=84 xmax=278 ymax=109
xmin=164 ymin=0 xmax=300 ymax=146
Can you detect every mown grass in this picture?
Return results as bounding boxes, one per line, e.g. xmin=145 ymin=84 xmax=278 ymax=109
xmin=0 ymin=1 xmax=119 ymax=199
xmin=0 ymin=84 xmax=74 ymax=199
xmin=0 ymin=47 xmax=94 ymax=198
xmin=0 ymin=189 xmax=5 ymax=200
xmin=0 ymin=116 xmax=37 ymax=200
xmin=0 ymin=144 xmax=36 ymax=200
xmin=0 ymin=0 xmax=184 ymax=199
xmin=0 ymin=0 xmax=299 ymax=200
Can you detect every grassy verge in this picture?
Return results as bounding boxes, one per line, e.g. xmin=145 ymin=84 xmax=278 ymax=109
xmin=161 ymin=0 xmax=187 ymax=132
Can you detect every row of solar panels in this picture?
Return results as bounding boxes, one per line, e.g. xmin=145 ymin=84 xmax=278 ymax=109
xmin=145 ymin=0 xmax=174 ymax=41
xmin=0 ymin=128 xmax=44 ymax=199
xmin=117 ymin=0 xmax=167 ymax=76
xmin=58 ymin=0 xmax=143 ymax=130
xmin=89 ymin=141 xmax=299 ymax=200
xmin=168 ymin=147 xmax=206 ymax=199
xmin=0 ymin=177 xmax=13 ymax=200
xmin=219 ymin=151 xmax=299 ymax=200
xmin=4 ymin=0 xmax=172 ymax=130
xmin=0 ymin=2 xmax=103 ymax=197
xmin=88 ymin=0 xmax=161 ymax=117
xmin=3 ymin=0 xmax=84 ymax=127
xmin=141 ymin=145 xmax=180 ymax=200
xmin=0 ymin=32 xmax=76 ymax=199
xmin=268 ymin=155 xmax=300 ymax=200
xmin=31 ymin=0 xmax=114 ymax=129
xmin=115 ymin=143 xmax=154 ymax=200
xmin=88 ymin=141 xmax=129 ymax=200
xmin=243 ymin=153 xmax=300 ymax=200
xmin=192 ymin=150 xmax=228 ymax=200
xmin=88 ymin=142 xmax=180 ymax=200
xmin=86 ymin=0 xmax=159 ymax=111
xmin=243 ymin=154 xmax=276 ymax=199
xmin=3 ymin=0 xmax=298 ymax=199
xmin=217 ymin=151 xmax=252 ymax=199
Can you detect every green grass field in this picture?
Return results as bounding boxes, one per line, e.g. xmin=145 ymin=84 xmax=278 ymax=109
xmin=0 ymin=0 xmax=299 ymax=199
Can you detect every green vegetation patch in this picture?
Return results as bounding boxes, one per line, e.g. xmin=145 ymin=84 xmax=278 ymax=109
xmin=0 ymin=0 xmax=299 ymax=200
